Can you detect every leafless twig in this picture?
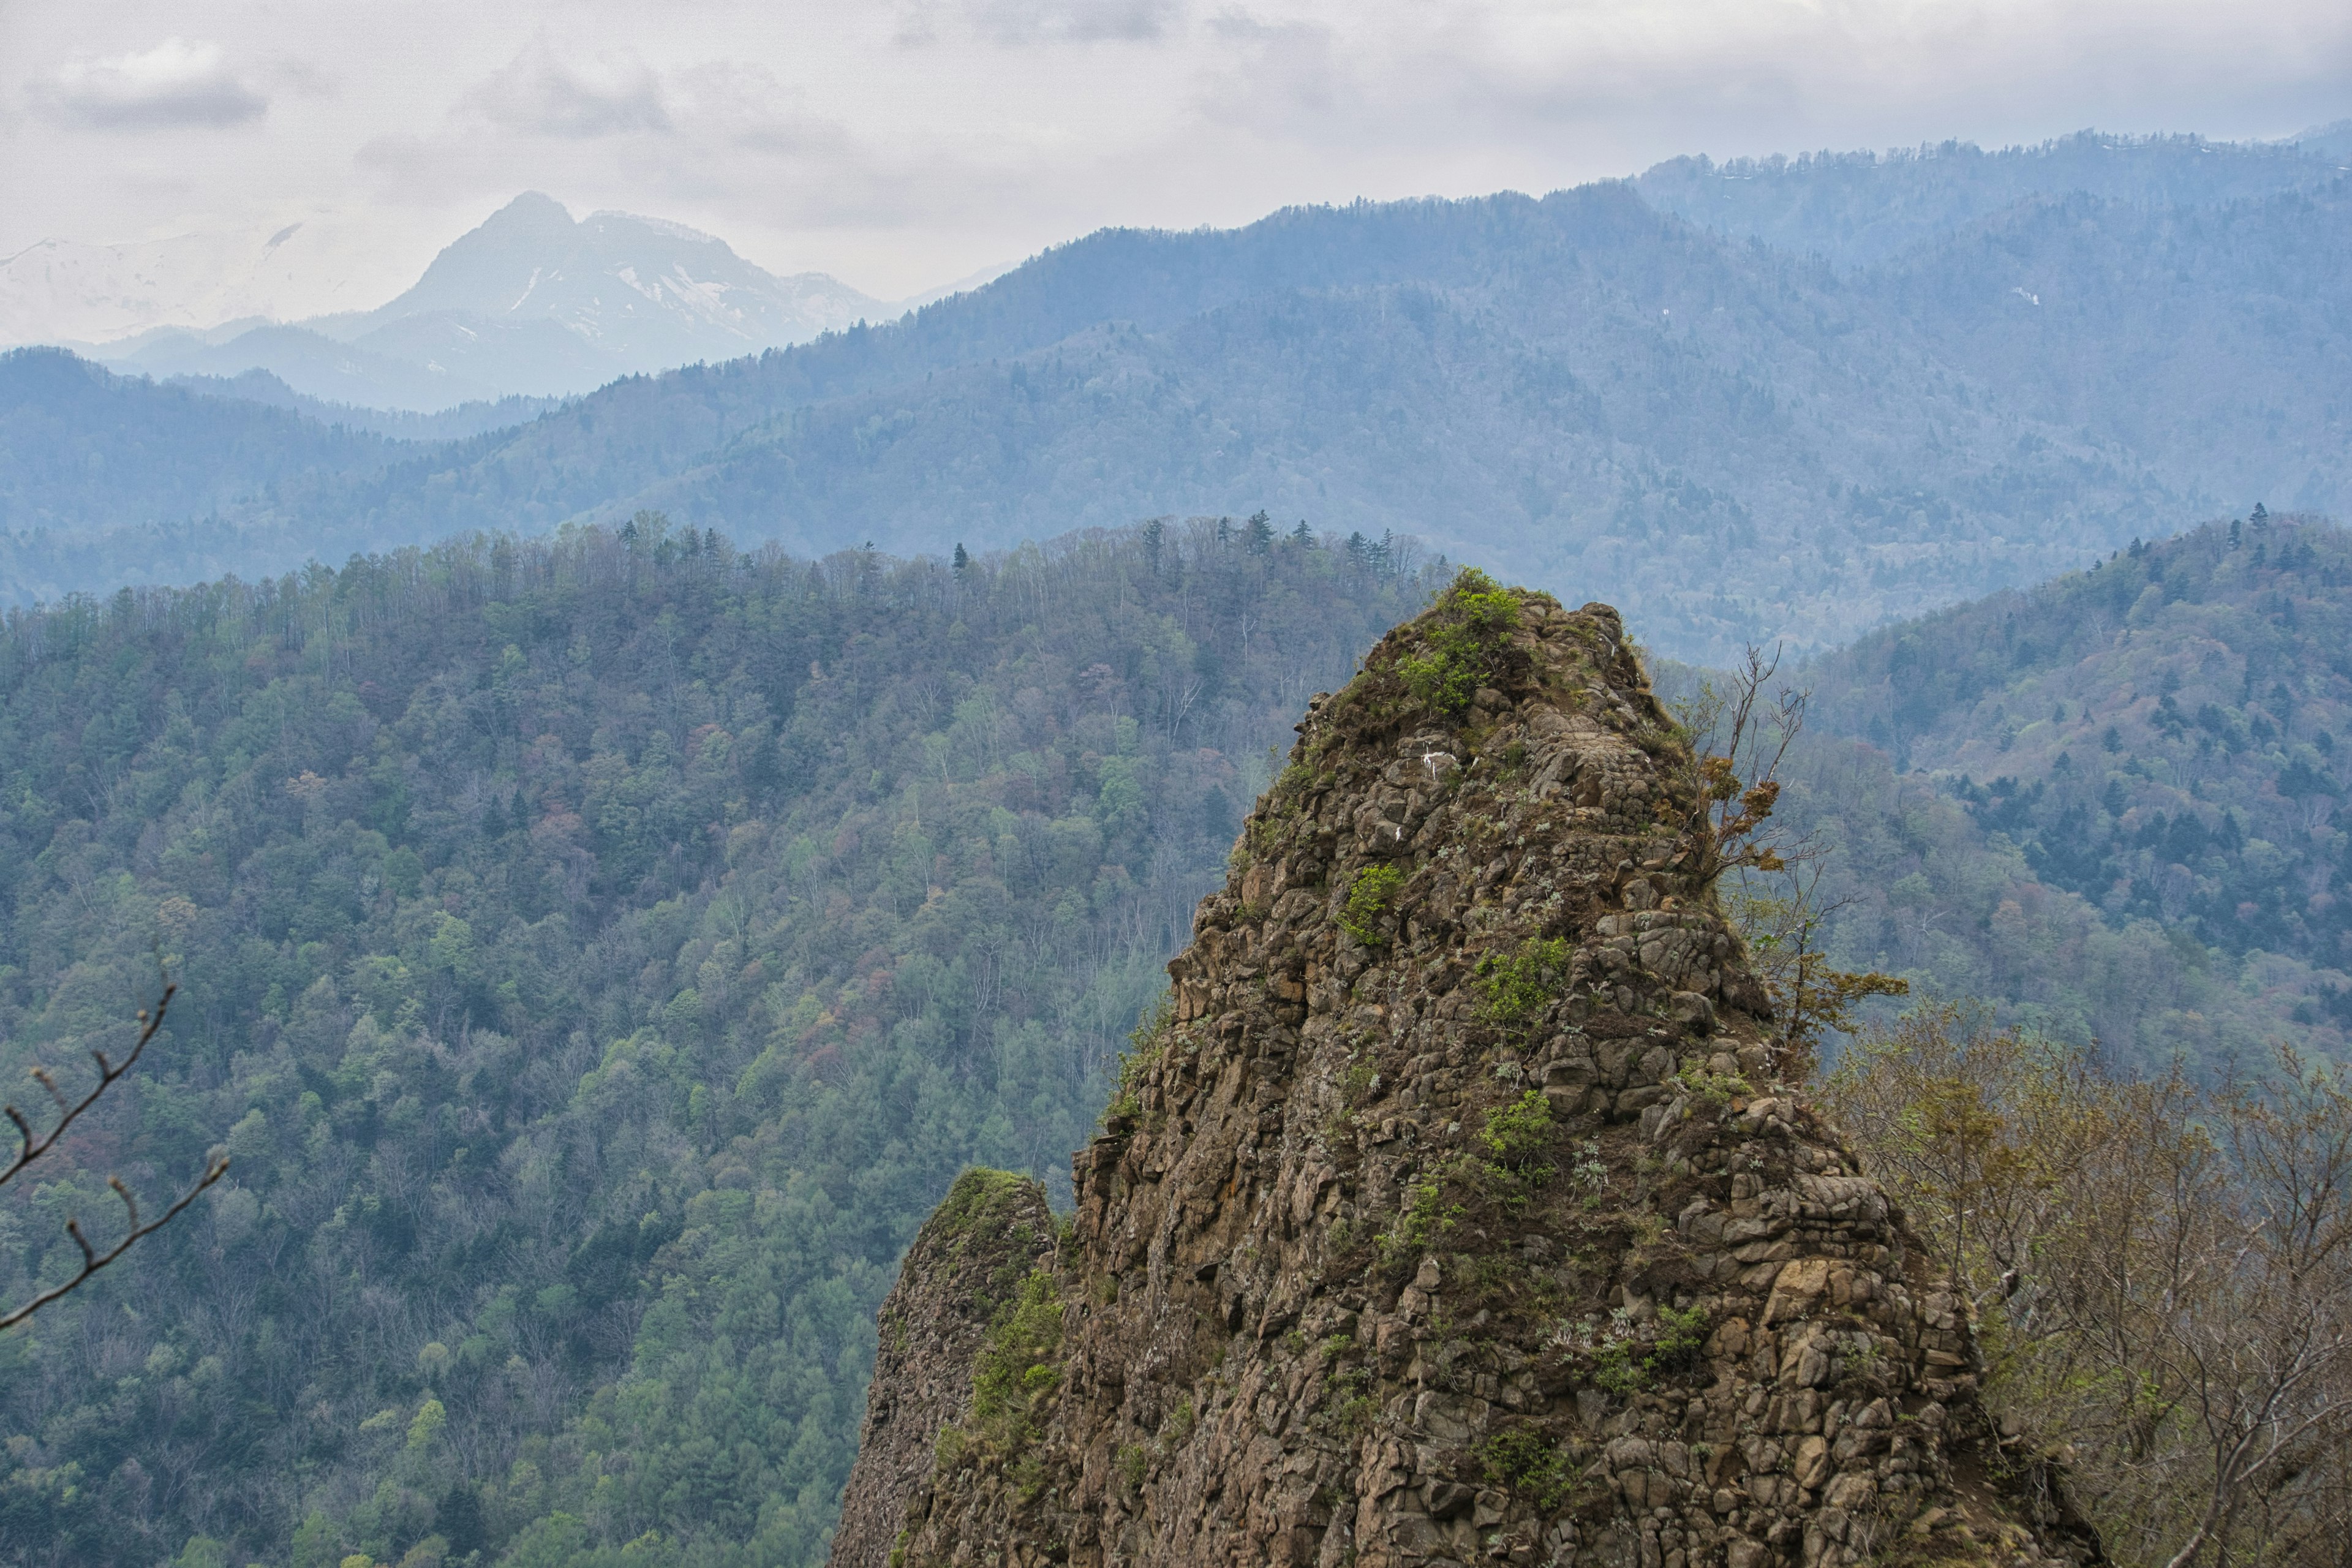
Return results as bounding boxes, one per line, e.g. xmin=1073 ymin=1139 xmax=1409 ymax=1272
xmin=0 ymin=977 xmax=230 ymax=1329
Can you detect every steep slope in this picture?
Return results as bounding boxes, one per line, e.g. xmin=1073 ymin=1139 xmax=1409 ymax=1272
xmin=843 ymin=580 xmax=2096 ymax=1568
xmin=831 ymin=1171 xmax=1058 ymax=1568
xmin=1775 ymin=514 xmax=2352 ymax=1057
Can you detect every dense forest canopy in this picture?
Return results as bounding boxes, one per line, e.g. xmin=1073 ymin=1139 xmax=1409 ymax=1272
xmin=0 ymin=516 xmax=1441 ymax=1568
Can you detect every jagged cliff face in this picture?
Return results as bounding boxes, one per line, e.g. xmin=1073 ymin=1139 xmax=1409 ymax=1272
xmin=831 ymin=1170 xmax=1059 ymax=1568
xmin=837 ymin=584 xmax=2098 ymax=1568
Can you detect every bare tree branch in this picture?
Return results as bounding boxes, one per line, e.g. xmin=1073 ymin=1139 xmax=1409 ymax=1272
xmin=4 ymin=981 xmax=174 ymax=1187
xmin=0 ymin=975 xmax=230 ymax=1329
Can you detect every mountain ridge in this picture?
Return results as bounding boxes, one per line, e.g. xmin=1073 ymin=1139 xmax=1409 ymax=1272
xmin=13 ymin=176 xmax=2348 ymax=661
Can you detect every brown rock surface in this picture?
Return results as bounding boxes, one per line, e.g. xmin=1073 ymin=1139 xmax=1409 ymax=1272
xmin=828 ymin=1169 xmax=1057 ymax=1568
xmin=835 ymin=582 xmax=2101 ymax=1568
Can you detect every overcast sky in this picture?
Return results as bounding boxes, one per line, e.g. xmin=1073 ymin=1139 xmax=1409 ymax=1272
xmin=4 ymin=0 xmax=2348 ymax=306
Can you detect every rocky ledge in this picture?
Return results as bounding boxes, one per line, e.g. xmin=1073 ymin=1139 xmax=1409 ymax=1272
xmin=831 ymin=578 xmax=2100 ymax=1568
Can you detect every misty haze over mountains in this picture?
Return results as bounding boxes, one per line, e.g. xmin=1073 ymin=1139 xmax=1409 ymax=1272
xmin=4 ymin=126 xmax=2351 ymax=662
xmin=2 ymin=193 xmax=957 ymax=409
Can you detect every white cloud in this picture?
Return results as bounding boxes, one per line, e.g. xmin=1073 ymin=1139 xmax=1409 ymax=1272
xmin=34 ymin=37 xmax=268 ymax=131
xmin=462 ymin=39 xmax=672 ymax=138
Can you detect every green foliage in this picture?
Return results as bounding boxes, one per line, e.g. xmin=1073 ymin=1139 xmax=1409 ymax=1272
xmin=1651 ymin=1303 xmax=1708 ymax=1374
xmin=1589 ymin=1303 xmax=1708 ymax=1395
xmin=0 ymin=522 xmax=1440 ymax=1568
xmin=1476 ymin=1090 xmax=1556 ymax=1172
xmin=1104 ymin=998 xmax=1172 ymax=1125
xmin=1673 ymin=1068 xmax=1752 ymax=1106
xmin=1322 ymin=1365 xmax=1377 ymax=1436
xmin=1395 ymin=569 xmax=1523 ymax=717
xmin=965 ymin=1271 xmax=1066 ymax=1453
xmin=1338 ymin=864 xmax=1405 ymax=946
xmin=1474 ymin=1425 xmax=1581 ymax=1512
xmin=1472 ymin=937 xmax=1570 ymax=1028
xmin=1376 ymin=1178 xmax=1464 ymax=1268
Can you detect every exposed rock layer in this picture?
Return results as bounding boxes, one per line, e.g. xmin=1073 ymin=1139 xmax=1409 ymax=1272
xmin=829 ymin=1170 xmax=1058 ymax=1568
xmin=834 ymin=586 xmax=2098 ymax=1568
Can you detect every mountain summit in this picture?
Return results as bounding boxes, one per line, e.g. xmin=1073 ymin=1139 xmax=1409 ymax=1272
xmin=831 ymin=579 xmax=2098 ymax=1568
xmin=74 ymin=194 xmax=888 ymax=408
xmin=359 ymin=192 xmax=886 ymax=368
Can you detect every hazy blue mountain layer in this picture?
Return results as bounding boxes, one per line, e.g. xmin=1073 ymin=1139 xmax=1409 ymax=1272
xmin=0 ymin=348 xmax=406 ymax=539
xmin=6 ymin=138 xmax=2348 ymax=662
xmin=1634 ymin=129 xmax=2351 ymax=266
xmin=167 ymin=369 xmax=568 ymax=443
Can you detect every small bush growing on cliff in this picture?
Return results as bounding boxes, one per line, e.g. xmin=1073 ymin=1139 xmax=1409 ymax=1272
xmin=1378 ymin=1178 xmax=1464 ymax=1268
xmin=1396 ymin=568 xmax=1521 ymax=717
xmin=1476 ymin=1425 xmax=1583 ymax=1512
xmin=1478 ymin=1090 xmax=1557 ymax=1174
xmin=1104 ymin=997 xmax=1172 ymax=1125
xmin=1338 ymin=864 xmax=1405 ymax=945
xmin=1474 ymin=937 xmax=1570 ymax=1028
xmin=1590 ymin=1303 xmax=1709 ymax=1395
xmin=968 ymin=1270 xmax=1066 ymax=1455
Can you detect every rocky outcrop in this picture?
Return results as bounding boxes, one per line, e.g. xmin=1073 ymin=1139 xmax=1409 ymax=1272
xmin=829 ymin=1169 xmax=1058 ymax=1568
xmin=835 ymin=580 xmax=2100 ymax=1568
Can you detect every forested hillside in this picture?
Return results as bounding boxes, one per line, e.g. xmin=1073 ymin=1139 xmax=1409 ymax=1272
xmin=7 ymin=153 xmax=2349 ymax=662
xmin=1634 ymin=129 xmax=2349 ymax=266
xmin=167 ymin=370 xmax=567 ymax=443
xmin=0 ymin=349 xmax=413 ymax=539
xmin=0 ymin=518 xmax=1440 ymax=1568
xmin=1746 ymin=513 xmax=2351 ymax=1066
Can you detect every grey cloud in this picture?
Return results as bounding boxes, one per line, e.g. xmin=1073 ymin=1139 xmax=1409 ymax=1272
xmin=34 ymin=37 xmax=268 ymax=130
xmin=902 ymin=0 xmax=1183 ymax=47
xmin=1189 ymin=1 xmax=2352 ymax=168
xmin=669 ymin=63 xmax=853 ymax=156
xmin=464 ymin=40 xmax=673 ymax=138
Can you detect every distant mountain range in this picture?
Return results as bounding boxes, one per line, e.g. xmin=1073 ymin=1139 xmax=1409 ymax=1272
xmin=3 ymin=194 xmax=958 ymax=410
xmin=3 ymin=129 xmax=2349 ymax=662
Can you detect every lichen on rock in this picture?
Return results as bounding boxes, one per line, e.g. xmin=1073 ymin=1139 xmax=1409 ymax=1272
xmin=833 ymin=579 xmax=2101 ymax=1568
